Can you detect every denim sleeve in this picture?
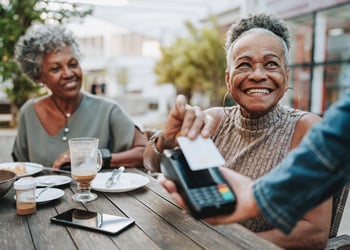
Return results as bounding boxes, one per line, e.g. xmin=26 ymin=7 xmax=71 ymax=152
xmin=253 ymin=90 xmax=350 ymax=234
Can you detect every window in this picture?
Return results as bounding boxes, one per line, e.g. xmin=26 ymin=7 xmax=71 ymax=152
xmin=288 ymin=15 xmax=313 ymax=65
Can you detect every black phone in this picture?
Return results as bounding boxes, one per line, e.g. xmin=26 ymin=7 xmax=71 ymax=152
xmin=160 ymin=148 xmax=236 ymax=219
xmin=51 ymin=208 xmax=135 ymax=235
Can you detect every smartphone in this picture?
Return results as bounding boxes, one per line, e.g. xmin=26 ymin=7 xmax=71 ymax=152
xmin=160 ymin=149 xmax=236 ymax=219
xmin=51 ymin=208 xmax=135 ymax=235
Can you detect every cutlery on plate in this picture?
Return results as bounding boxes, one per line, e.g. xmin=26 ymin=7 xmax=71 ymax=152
xmin=42 ymin=167 xmax=71 ymax=174
xmin=36 ymin=184 xmax=55 ymax=199
xmin=105 ymin=167 xmax=125 ymax=188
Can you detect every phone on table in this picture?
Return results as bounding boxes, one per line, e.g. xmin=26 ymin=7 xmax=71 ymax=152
xmin=160 ymin=149 xmax=236 ymax=219
xmin=51 ymin=208 xmax=135 ymax=235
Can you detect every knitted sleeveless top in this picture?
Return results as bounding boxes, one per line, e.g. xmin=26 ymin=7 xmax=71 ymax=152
xmin=212 ymin=105 xmax=307 ymax=232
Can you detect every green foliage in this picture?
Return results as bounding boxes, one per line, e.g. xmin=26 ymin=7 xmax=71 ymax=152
xmin=0 ymin=0 xmax=92 ymax=108
xmin=154 ymin=18 xmax=227 ymax=105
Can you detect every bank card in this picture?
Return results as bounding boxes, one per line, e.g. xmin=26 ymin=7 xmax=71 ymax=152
xmin=177 ymin=136 xmax=226 ymax=171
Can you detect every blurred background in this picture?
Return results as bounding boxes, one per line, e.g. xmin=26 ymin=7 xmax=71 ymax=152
xmin=1 ymin=0 xmax=350 ymax=129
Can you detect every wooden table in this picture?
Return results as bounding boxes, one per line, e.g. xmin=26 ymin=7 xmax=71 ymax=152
xmin=0 ymin=166 xmax=281 ymax=250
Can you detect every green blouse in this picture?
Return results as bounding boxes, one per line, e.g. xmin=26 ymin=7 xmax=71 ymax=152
xmin=12 ymin=92 xmax=135 ymax=166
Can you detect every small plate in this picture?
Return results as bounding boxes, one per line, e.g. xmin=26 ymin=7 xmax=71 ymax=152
xmin=0 ymin=162 xmax=43 ymax=177
xmin=34 ymin=175 xmax=72 ymax=187
xmin=14 ymin=188 xmax=65 ymax=204
xmin=91 ymin=172 xmax=149 ymax=193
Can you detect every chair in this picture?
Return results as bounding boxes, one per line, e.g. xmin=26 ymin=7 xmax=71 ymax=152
xmin=326 ymin=183 xmax=350 ymax=250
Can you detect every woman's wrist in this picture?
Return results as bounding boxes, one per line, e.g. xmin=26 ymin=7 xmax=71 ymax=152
xmin=149 ymin=130 xmax=162 ymax=155
xmin=158 ymin=133 xmax=177 ymax=151
xmin=99 ymin=148 xmax=112 ymax=168
xmin=149 ymin=130 xmax=177 ymax=155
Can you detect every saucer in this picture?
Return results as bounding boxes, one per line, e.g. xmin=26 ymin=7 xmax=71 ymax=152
xmin=14 ymin=188 xmax=65 ymax=204
xmin=34 ymin=175 xmax=72 ymax=187
xmin=91 ymin=172 xmax=149 ymax=193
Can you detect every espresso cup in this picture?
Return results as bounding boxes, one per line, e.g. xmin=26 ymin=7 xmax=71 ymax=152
xmin=69 ymin=137 xmax=102 ymax=202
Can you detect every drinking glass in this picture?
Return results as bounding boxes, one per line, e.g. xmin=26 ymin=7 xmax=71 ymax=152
xmin=69 ymin=137 xmax=102 ymax=202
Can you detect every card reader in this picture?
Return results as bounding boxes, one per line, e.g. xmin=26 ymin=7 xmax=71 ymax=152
xmin=160 ymin=148 xmax=236 ymax=219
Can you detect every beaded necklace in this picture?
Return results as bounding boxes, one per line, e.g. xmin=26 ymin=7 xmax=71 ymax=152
xmin=51 ymin=94 xmax=83 ymax=141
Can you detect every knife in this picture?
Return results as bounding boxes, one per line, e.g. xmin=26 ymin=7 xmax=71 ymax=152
xmin=105 ymin=167 xmax=125 ymax=188
xmin=42 ymin=167 xmax=71 ymax=174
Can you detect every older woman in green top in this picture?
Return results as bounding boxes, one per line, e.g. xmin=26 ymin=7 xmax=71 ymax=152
xmin=12 ymin=23 xmax=146 ymax=169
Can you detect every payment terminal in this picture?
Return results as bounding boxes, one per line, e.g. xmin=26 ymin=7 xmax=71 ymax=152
xmin=160 ymin=148 xmax=236 ymax=219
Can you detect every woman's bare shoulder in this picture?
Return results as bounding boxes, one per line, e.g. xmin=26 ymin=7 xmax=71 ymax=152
xmin=297 ymin=112 xmax=322 ymax=131
xmin=291 ymin=112 xmax=322 ymax=149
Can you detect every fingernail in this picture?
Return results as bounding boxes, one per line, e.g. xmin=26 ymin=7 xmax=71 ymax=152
xmin=189 ymin=130 xmax=196 ymax=138
xmin=201 ymin=129 xmax=209 ymax=137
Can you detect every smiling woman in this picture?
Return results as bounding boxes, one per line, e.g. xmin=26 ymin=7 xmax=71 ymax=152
xmin=12 ymin=22 xmax=147 ymax=170
xmin=144 ymin=13 xmax=332 ymax=250
xmin=226 ymin=29 xmax=289 ymax=118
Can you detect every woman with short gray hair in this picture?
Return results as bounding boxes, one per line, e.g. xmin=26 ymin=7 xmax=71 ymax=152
xmin=13 ymin=22 xmax=146 ymax=169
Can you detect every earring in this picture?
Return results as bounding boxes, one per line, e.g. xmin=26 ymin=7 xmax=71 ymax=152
xmin=223 ymin=91 xmax=232 ymax=117
xmin=285 ymin=86 xmax=300 ymax=104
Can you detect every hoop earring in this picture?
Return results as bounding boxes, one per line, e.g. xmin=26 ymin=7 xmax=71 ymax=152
xmin=286 ymin=86 xmax=300 ymax=105
xmin=285 ymin=86 xmax=302 ymax=115
xmin=223 ymin=91 xmax=231 ymax=117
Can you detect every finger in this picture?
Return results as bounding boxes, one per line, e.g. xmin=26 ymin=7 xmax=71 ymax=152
xmin=163 ymin=95 xmax=188 ymax=140
xmin=180 ymin=105 xmax=203 ymax=137
xmin=188 ymin=106 xmax=206 ymax=139
xmin=200 ymin=114 xmax=215 ymax=138
xmin=159 ymin=176 xmax=188 ymax=211
xmin=159 ymin=176 xmax=177 ymax=193
xmin=172 ymin=95 xmax=187 ymax=117
xmin=182 ymin=106 xmax=207 ymax=139
xmin=179 ymin=106 xmax=197 ymax=137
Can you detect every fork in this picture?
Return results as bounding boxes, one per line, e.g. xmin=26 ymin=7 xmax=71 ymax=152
xmin=36 ymin=184 xmax=55 ymax=199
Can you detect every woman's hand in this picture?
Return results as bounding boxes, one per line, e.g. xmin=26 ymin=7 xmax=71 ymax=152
xmin=161 ymin=94 xmax=215 ymax=146
xmin=204 ymin=167 xmax=261 ymax=224
xmin=159 ymin=167 xmax=261 ymax=224
xmin=52 ymin=150 xmax=70 ymax=169
xmin=143 ymin=94 xmax=216 ymax=172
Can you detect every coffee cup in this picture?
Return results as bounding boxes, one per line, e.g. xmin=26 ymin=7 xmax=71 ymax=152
xmin=69 ymin=137 xmax=102 ymax=202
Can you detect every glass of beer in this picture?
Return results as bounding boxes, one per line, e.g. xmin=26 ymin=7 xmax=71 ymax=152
xmin=69 ymin=137 xmax=102 ymax=202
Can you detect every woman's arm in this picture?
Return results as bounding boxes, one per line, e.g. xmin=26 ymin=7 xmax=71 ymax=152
xmin=143 ymin=95 xmax=216 ymax=172
xmin=109 ymin=127 xmax=147 ymax=168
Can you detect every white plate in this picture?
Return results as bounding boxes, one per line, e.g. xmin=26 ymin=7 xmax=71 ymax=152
xmin=0 ymin=162 xmax=43 ymax=177
xmin=91 ymin=172 xmax=149 ymax=193
xmin=14 ymin=188 xmax=65 ymax=204
xmin=34 ymin=175 xmax=72 ymax=187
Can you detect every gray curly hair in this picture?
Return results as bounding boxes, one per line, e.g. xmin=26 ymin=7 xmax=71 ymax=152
xmin=14 ymin=23 xmax=80 ymax=83
xmin=225 ymin=13 xmax=291 ymax=67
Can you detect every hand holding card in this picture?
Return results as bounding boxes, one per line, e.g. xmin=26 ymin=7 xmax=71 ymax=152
xmin=177 ymin=136 xmax=226 ymax=171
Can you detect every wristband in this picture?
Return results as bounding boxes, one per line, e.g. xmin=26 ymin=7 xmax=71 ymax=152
xmin=149 ymin=130 xmax=162 ymax=155
xmin=99 ymin=148 xmax=112 ymax=168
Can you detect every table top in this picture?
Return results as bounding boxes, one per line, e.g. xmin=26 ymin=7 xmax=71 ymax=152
xmin=0 ymin=168 xmax=281 ymax=250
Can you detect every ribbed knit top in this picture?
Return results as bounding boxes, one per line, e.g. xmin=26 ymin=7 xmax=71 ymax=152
xmin=212 ymin=105 xmax=307 ymax=232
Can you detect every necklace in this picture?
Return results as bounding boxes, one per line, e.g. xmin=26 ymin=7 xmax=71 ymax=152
xmin=51 ymin=95 xmax=83 ymax=141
